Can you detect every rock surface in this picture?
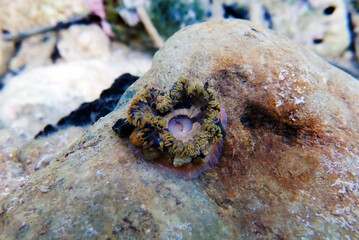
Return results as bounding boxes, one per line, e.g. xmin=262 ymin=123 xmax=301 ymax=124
xmin=8 ymin=33 xmax=56 ymax=73
xmin=251 ymin=0 xmax=351 ymax=58
xmin=57 ymin=24 xmax=111 ymax=61
xmin=0 ymin=0 xmax=89 ymax=35
xmin=1 ymin=19 xmax=359 ymax=239
xmin=0 ymin=41 xmax=152 ymax=199
xmin=0 ymin=39 xmax=14 ymax=77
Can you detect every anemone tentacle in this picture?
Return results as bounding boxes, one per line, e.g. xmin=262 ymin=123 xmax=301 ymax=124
xmin=126 ymin=77 xmax=225 ymax=168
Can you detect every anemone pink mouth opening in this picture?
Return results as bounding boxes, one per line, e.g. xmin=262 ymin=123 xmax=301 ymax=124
xmin=168 ymin=115 xmax=193 ymax=136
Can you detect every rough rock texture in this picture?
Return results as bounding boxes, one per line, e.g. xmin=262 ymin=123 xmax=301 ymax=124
xmin=0 ymin=128 xmax=27 ymax=198
xmin=1 ymin=19 xmax=359 ymax=239
xmin=0 ymin=0 xmax=89 ymax=34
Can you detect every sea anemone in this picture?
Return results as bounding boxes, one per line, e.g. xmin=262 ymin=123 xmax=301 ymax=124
xmin=114 ymin=77 xmax=227 ymax=178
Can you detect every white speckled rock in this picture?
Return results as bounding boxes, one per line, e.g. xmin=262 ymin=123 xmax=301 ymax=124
xmin=0 ymin=20 xmax=358 ymax=239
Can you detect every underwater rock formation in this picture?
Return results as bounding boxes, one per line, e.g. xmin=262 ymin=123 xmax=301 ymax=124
xmin=0 ymin=19 xmax=359 ymax=239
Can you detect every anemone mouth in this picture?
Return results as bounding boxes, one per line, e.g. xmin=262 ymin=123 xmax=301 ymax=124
xmin=125 ymin=77 xmax=225 ymax=177
xmin=164 ymin=107 xmax=202 ymax=142
xmin=168 ymin=115 xmax=192 ymax=136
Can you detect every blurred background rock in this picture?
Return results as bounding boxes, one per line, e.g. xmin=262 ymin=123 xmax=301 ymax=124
xmin=103 ymin=0 xmax=359 ymax=77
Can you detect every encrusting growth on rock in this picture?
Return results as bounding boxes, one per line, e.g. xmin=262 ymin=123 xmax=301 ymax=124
xmin=113 ymin=77 xmax=227 ymax=178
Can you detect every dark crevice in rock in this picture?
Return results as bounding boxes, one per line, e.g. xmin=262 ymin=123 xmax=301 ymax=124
xmin=263 ymin=7 xmax=273 ymax=29
xmin=50 ymin=44 xmax=61 ymax=63
xmin=222 ymin=4 xmax=249 ymax=19
xmin=313 ymin=38 xmax=323 ymax=44
xmin=35 ymin=73 xmax=139 ymax=139
xmin=323 ymin=6 xmax=336 ymax=15
xmin=52 ymin=14 xmax=102 ymax=33
xmin=347 ymin=11 xmax=356 ymax=54
xmin=13 ymin=40 xmax=22 ymax=58
xmin=240 ymin=105 xmax=300 ymax=142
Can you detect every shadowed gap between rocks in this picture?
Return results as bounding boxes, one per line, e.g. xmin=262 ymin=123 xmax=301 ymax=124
xmin=35 ymin=73 xmax=139 ymax=139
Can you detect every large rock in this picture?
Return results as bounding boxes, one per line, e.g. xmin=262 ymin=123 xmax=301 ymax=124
xmin=1 ymin=19 xmax=359 ymax=239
